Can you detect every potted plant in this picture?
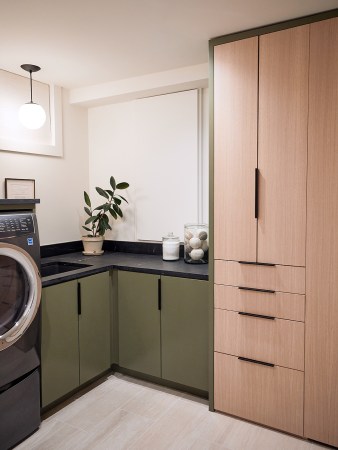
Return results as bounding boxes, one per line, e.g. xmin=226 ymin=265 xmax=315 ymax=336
xmin=82 ymin=176 xmax=129 ymax=255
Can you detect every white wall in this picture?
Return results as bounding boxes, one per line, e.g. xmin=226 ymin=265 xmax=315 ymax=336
xmin=0 ymin=89 xmax=88 ymax=245
xmin=88 ymin=88 xmax=209 ymax=242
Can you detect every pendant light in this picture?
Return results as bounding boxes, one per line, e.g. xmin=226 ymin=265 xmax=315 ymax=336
xmin=18 ymin=64 xmax=46 ymax=130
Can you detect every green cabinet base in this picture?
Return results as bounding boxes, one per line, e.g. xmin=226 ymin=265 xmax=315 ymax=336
xmin=41 ymin=272 xmax=111 ymax=408
xmin=117 ymin=271 xmax=209 ymax=393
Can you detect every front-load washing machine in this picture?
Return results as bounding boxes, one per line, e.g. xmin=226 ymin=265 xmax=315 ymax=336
xmin=0 ymin=211 xmax=41 ymax=450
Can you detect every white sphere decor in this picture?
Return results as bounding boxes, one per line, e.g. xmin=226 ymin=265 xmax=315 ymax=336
xmin=201 ymin=240 xmax=209 ymax=251
xmin=184 ymin=223 xmax=208 ymax=264
xmin=189 ymin=237 xmax=201 ymax=249
xmin=185 ymin=231 xmax=194 ymax=240
xmin=197 ymin=230 xmax=208 ymax=240
xmin=190 ymin=248 xmax=204 ymax=260
xmin=19 ymin=102 xmax=46 ymax=130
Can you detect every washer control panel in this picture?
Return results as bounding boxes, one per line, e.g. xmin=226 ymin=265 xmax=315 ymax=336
xmin=0 ymin=213 xmax=35 ymax=238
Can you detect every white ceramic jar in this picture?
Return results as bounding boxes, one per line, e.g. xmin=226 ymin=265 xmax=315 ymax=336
xmin=162 ymin=232 xmax=180 ymax=261
xmin=184 ymin=223 xmax=208 ymax=264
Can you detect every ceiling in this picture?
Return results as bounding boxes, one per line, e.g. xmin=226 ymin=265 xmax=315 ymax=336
xmin=1 ymin=0 xmax=337 ymax=89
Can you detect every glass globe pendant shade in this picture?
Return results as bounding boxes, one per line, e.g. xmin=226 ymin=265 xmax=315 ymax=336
xmin=19 ymin=102 xmax=46 ymax=130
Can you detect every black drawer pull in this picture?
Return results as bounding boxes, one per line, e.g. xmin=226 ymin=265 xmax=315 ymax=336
xmin=238 ymin=286 xmax=275 ymax=294
xmin=158 ymin=278 xmax=161 ymax=310
xmin=238 ymin=311 xmax=275 ymax=320
xmin=255 ymin=168 xmax=259 ymax=219
xmin=77 ymin=282 xmax=82 ymax=315
xmin=238 ymin=356 xmax=274 ymax=367
xmin=238 ymin=260 xmax=276 ymax=266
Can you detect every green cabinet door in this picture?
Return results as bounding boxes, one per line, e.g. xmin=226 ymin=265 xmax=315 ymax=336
xmin=41 ymin=281 xmax=79 ymax=407
xmin=79 ymin=272 xmax=111 ymax=384
xmin=161 ymin=276 xmax=209 ymax=391
xmin=118 ymin=271 xmax=161 ymax=377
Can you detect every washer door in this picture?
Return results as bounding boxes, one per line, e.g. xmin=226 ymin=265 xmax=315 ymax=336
xmin=0 ymin=243 xmax=41 ymax=351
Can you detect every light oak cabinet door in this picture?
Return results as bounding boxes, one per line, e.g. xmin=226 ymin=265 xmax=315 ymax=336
xmin=305 ymin=17 xmax=338 ymax=448
xmin=214 ymin=37 xmax=258 ymax=262
xmin=214 ymin=309 xmax=304 ymax=371
xmin=258 ymin=26 xmax=309 ymax=266
xmin=214 ymin=27 xmax=308 ymax=267
xmin=214 ymin=353 xmax=304 ymax=436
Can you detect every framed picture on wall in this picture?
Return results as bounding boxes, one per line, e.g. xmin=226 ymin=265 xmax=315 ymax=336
xmin=5 ymin=178 xmax=36 ymax=199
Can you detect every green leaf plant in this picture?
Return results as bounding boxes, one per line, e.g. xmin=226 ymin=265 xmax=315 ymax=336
xmin=83 ymin=176 xmax=129 ymax=237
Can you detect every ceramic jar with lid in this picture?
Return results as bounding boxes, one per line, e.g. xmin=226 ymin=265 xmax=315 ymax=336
xmin=162 ymin=232 xmax=180 ymax=261
xmin=184 ymin=224 xmax=208 ymax=264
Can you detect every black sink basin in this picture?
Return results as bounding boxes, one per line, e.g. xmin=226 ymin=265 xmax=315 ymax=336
xmin=41 ymin=261 xmax=92 ymax=277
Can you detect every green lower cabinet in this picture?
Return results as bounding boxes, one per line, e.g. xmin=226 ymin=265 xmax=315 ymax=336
xmin=41 ymin=281 xmax=79 ymax=407
xmin=79 ymin=272 xmax=111 ymax=384
xmin=118 ymin=271 xmax=161 ymax=377
xmin=41 ymin=272 xmax=111 ymax=407
xmin=161 ymin=276 xmax=209 ymax=391
xmin=117 ymin=270 xmax=208 ymax=392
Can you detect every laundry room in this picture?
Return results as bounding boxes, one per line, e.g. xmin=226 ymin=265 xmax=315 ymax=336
xmin=0 ymin=1 xmax=338 ymax=449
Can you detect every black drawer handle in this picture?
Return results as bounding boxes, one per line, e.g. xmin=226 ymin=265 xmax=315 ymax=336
xmin=238 ymin=356 xmax=274 ymax=367
xmin=255 ymin=168 xmax=259 ymax=219
xmin=158 ymin=278 xmax=161 ymax=310
xmin=238 ymin=261 xmax=276 ymax=267
xmin=238 ymin=286 xmax=276 ymax=294
xmin=238 ymin=311 xmax=275 ymax=320
xmin=77 ymin=282 xmax=82 ymax=315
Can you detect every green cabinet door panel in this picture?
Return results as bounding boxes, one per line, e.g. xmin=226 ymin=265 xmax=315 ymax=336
xmin=118 ymin=271 xmax=161 ymax=377
xmin=41 ymin=281 xmax=79 ymax=407
xmin=161 ymin=276 xmax=209 ymax=391
xmin=79 ymin=272 xmax=111 ymax=384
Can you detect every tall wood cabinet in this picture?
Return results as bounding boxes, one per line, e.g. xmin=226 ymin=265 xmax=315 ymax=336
xmin=212 ymin=13 xmax=338 ymax=446
xmin=305 ymin=17 xmax=338 ymax=447
xmin=214 ymin=27 xmax=308 ymax=266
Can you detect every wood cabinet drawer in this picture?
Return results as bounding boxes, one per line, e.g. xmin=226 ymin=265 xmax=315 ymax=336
xmin=214 ymin=260 xmax=305 ymax=294
xmin=214 ymin=352 xmax=304 ymax=436
xmin=214 ymin=309 xmax=304 ymax=370
xmin=214 ymin=284 xmax=305 ymax=322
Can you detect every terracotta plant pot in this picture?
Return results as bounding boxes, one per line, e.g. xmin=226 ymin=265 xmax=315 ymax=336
xmin=82 ymin=236 xmax=104 ymax=255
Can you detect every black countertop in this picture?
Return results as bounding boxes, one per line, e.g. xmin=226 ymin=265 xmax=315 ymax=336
xmin=41 ymin=251 xmax=209 ymax=287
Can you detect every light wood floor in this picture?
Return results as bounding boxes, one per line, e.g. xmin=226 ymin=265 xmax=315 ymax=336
xmin=16 ymin=373 xmax=328 ymax=450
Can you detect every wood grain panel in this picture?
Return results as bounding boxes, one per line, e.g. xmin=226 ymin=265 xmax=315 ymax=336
xmin=305 ymin=17 xmax=338 ymax=447
xmin=214 ymin=309 xmax=304 ymax=370
xmin=214 ymin=260 xmax=305 ymax=294
xmin=214 ymin=352 xmax=304 ymax=436
xmin=214 ymin=38 xmax=258 ymax=262
xmin=258 ymin=26 xmax=309 ymax=266
xmin=214 ymin=284 xmax=305 ymax=322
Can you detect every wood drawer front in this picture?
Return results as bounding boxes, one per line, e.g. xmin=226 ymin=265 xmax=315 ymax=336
xmin=214 ymin=260 xmax=305 ymax=294
xmin=214 ymin=284 xmax=305 ymax=322
xmin=214 ymin=309 xmax=304 ymax=371
xmin=214 ymin=352 xmax=304 ymax=436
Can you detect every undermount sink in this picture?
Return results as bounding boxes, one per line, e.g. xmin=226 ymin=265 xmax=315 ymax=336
xmin=41 ymin=261 xmax=92 ymax=277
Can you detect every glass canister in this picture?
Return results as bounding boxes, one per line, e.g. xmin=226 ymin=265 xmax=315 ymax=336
xmin=162 ymin=232 xmax=180 ymax=261
xmin=184 ymin=224 xmax=209 ymax=264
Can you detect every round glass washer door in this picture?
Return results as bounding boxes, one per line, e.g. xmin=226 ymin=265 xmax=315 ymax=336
xmin=0 ymin=242 xmax=41 ymax=351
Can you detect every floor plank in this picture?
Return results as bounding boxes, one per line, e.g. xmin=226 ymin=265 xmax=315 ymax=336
xmin=15 ymin=373 xmax=328 ymax=450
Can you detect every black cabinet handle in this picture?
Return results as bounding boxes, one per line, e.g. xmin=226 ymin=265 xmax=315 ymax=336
xmin=158 ymin=278 xmax=161 ymax=310
xmin=238 ymin=286 xmax=276 ymax=294
xmin=238 ymin=356 xmax=274 ymax=367
xmin=238 ymin=311 xmax=275 ymax=320
xmin=238 ymin=260 xmax=276 ymax=267
xmin=77 ymin=282 xmax=82 ymax=315
xmin=255 ymin=168 xmax=259 ymax=219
